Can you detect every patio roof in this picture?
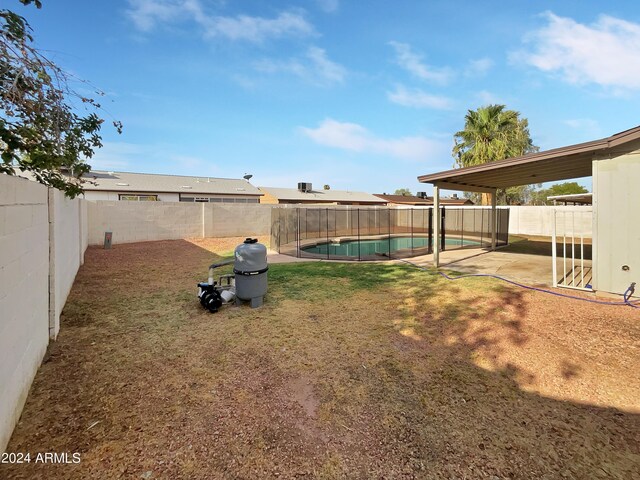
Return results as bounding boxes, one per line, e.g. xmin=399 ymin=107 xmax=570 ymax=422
xmin=418 ymin=125 xmax=640 ymax=192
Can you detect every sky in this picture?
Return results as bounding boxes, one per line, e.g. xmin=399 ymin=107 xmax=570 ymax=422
xmin=16 ymin=0 xmax=640 ymax=195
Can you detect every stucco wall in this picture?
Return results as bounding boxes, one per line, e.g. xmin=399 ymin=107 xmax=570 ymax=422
xmin=593 ymin=152 xmax=640 ymax=295
xmin=87 ymin=202 xmax=272 ymax=245
xmin=0 ymin=174 xmax=88 ymax=453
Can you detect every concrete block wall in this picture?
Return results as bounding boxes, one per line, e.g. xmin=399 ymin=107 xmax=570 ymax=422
xmin=87 ymin=201 xmax=202 ymax=245
xmin=204 ymin=203 xmax=272 ymax=238
xmin=0 ymin=174 xmax=88 ymax=453
xmin=508 ymin=206 xmax=592 ymax=237
xmin=87 ymin=202 xmax=272 ymax=245
xmin=0 ymin=175 xmax=51 ymax=453
xmin=49 ymin=189 xmax=88 ymax=338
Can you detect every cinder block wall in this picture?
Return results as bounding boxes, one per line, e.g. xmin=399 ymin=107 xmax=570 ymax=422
xmin=87 ymin=201 xmax=203 ymax=245
xmin=0 ymin=175 xmax=50 ymax=452
xmin=87 ymin=202 xmax=273 ymax=245
xmin=0 ymin=174 xmax=88 ymax=452
xmin=49 ymin=189 xmax=87 ymax=338
xmin=204 ymin=203 xmax=273 ymax=238
xmin=508 ymin=206 xmax=592 ymax=237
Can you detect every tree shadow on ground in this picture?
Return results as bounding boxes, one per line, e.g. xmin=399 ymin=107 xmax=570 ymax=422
xmin=502 ymin=237 xmax=592 ymax=259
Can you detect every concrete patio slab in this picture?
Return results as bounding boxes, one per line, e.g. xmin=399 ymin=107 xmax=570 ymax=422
xmin=268 ymin=243 xmax=593 ymax=290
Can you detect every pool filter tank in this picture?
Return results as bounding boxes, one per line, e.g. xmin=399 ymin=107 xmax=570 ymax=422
xmin=197 ymin=238 xmax=268 ymax=313
xmin=233 ymin=238 xmax=268 ymax=308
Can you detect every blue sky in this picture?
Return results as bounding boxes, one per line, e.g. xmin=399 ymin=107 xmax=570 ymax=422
xmin=17 ymin=0 xmax=640 ymax=195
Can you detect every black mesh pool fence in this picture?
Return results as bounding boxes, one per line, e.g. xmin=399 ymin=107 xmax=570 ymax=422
xmin=270 ymin=206 xmax=509 ymax=261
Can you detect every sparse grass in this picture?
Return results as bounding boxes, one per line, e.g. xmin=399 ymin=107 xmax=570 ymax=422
xmin=3 ymin=238 xmax=639 ymax=479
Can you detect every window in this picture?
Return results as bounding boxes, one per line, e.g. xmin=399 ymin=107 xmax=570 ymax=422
xmin=119 ymin=194 xmax=158 ymax=201
xmin=179 ymin=195 xmax=259 ymax=203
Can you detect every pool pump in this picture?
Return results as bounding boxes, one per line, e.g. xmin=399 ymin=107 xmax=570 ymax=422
xmin=197 ymin=238 xmax=268 ymax=313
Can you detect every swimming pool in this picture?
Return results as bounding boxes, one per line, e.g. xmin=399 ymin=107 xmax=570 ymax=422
xmin=301 ymin=236 xmax=480 ymax=258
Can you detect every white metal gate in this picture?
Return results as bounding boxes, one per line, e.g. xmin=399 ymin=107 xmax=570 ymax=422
xmin=552 ymin=209 xmax=593 ymax=291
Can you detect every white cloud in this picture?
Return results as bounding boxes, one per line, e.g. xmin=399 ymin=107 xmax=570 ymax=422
xmin=126 ymin=0 xmax=314 ymax=42
xmin=387 ymin=84 xmax=453 ymax=110
xmin=316 ymin=0 xmax=339 ymax=13
xmin=516 ymin=12 xmax=640 ymax=91
xmin=306 ymin=47 xmax=346 ymax=83
xmin=474 ymin=90 xmax=503 ymax=105
xmin=388 ymin=41 xmax=453 ymax=85
xmin=465 ymin=57 xmax=493 ymax=77
xmin=254 ymin=47 xmax=346 ymax=85
xmin=126 ymin=0 xmax=185 ymax=31
xmin=299 ymin=118 xmax=447 ymax=161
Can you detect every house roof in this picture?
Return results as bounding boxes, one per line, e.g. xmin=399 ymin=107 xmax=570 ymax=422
xmin=259 ymin=186 xmax=385 ymax=204
xmin=418 ymin=125 xmax=640 ymax=192
xmin=374 ymin=194 xmax=474 ymax=206
xmin=435 ymin=197 xmax=475 ymax=205
xmin=82 ymin=171 xmax=263 ymax=196
xmin=373 ymin=194 xmax=432 ymax=205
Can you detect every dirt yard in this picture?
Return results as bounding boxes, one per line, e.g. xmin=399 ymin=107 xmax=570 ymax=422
xmin=3 ymin=238 xmax=639 ymax=479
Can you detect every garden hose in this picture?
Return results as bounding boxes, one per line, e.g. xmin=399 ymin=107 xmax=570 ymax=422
xmin=399 ymin=260 xmax=640 ymax=310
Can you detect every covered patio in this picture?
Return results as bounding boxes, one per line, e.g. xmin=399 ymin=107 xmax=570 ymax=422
xmin=400 ymin=238 xmax=589 ymax=289
xmin=418 ymin=125 xmax=640 ymax=296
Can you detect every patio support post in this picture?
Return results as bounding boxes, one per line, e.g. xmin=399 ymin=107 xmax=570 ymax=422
xmin=433 ymin=185 xmax=440 ymax=267
xmin=490 ymin=189 xmax=497 ymax=251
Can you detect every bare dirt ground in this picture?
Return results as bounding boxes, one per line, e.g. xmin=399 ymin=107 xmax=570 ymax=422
xmin=3 ymin=238 xmax=639 ymax=479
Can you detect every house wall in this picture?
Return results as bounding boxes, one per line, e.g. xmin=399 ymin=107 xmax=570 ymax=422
xmin=87 ymin=201 xmax=273 ymax=245
xmin=259 ymin=190 xmax=279 ymax=204
xmin=83 ymin=191 xmax=261 ymax=203
xmin=593 ymin=151 xmax=640 ymax=295
xmin=0 ymin=174 xmax=88 ymax=453
xmin=83 ymin=191 xmax=179 ymax=201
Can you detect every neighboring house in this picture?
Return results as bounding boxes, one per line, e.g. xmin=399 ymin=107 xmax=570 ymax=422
xmin=80 ymin=171 xmax=263 ymax=203
xmin=259 ymin=184 xmax=386 ymax=205
xmin=374 ymin=193 xmax=474 ymax=206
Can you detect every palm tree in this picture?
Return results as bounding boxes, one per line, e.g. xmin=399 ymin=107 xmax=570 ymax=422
xmin=452 ymin=105 xmax=537 ymax=204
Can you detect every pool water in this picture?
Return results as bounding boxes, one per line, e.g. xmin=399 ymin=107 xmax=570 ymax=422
xmin=302 ymin=236 xmax=480 ymax=257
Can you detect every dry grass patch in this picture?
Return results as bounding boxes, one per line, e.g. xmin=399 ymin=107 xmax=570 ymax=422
xmin=3 ymin=238 xmax=639 ymax=479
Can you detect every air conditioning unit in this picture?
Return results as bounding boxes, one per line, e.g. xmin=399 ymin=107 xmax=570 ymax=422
xmin=416 ymin=191 xmax=427 ymax=198
xmin=298 ymin=182 xmax=312 ymax=192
